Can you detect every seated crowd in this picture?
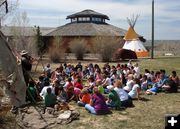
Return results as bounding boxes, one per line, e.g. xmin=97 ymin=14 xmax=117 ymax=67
xmin=27 ymin=61 xmax=180 ymax=115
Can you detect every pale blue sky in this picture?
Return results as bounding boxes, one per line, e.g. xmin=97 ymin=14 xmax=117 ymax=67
xmin=3 ymin=0 xmax=180 ymax=40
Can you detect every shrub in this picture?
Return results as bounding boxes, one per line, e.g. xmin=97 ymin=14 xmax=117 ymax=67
xmin=49 ymin=47 xmax=63 ymax=63
xmin=69 ymin=39 xmax=88 ymax=60
xmin=49 ymin=36 xmax=65 ymax=63
xmin=49 ymin=49 xmax=61 ymax=63
xmin=92 ymin=37 xmax=122 ymax=62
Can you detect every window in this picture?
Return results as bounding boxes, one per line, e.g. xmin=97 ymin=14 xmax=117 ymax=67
xmin=72 ymin=18 xmax=77 ymax=22
xmin=86 ymin=17 xmax=90 ymax=21
xmin=78 ymin=17 xmax=90 ymax=22
xmin=78 ymin=17 xmax=83 ymax=21
xmin=96 ymin=18 xmax=101 ymax=21
xmin=92 ymin=17 xmax=102 ymax=22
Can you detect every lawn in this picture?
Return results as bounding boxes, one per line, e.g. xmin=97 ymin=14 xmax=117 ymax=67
xmin=60 ymin=92 xmax=180 ymax=129
xmin=1 ymin=57 xmax=180 ymax=129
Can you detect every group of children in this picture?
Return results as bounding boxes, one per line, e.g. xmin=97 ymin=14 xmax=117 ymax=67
xmin=26 ymin=61 xmax=179 ymax=115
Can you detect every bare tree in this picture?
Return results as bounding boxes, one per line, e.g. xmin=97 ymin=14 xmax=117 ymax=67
xmin=0 ymin=0 xmax=19 ymax=28
xmin=10 ymin=11 xmax=37 ymax=55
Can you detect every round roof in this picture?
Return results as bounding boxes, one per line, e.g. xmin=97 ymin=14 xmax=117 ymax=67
xmin=66 ymin=9 xmax=110 ymax=20
xmin=46 ymin=23 xmax=126 ymax=37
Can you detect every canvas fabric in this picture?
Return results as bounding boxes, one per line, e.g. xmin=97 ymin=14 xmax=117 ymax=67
xmin=0 ymin=31 xmax=26 ymax=107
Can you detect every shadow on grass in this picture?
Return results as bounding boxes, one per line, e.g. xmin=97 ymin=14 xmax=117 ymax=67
xmin=133 ymin=97 xmax=151 ymax=102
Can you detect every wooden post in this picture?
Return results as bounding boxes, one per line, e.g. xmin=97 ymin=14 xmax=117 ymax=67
xmin=0 ymin=18 xmax=1 ymax=29
xmin=151 ymin=0 xmax=154 ymax=59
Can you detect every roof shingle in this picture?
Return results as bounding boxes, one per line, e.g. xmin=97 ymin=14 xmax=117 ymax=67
xmin=46 ymin=23 xmax=126 ymax=37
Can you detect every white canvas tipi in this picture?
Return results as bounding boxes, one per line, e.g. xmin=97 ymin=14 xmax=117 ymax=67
xmin=0 ymin=31 xmax=27 ymax=108
xmin=123 ymin=16 xmax=149 ymax=57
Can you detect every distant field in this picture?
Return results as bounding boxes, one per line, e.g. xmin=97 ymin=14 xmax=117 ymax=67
xmin=1 ymin=57 xmax=180 ymax=129
xmin=145 ymin=40 xmax=180 ymax=57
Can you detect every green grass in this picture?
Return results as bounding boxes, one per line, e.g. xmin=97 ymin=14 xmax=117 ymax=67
xmin=139 ymin=57 xmax=180 ymax=75
xmin=43 ymin=57 xmax=180 ymax=129
xmin=1 ymin=57 xmax=180 ymax=129
xmin=56 ymin=92 xmax=180 ymax=129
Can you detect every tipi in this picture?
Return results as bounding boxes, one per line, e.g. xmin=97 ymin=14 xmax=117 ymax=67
xmin=0 ymin=31 xmax=27 ymax=108
xmin=123 ymin=15 xmax=149 ymax=57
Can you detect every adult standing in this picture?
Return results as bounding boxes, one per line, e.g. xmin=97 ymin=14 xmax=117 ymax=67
xmin=20 ymin=50 xmax=33 ymax=86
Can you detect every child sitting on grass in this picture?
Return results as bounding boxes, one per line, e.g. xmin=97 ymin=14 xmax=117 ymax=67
xmin=123 ymin=74 xmax=134 ymax=93
xmin=77 ymin=88 xmax=91 ymax=107
xmin=43 ymin=88 xmax=57 ymax=113
xmin=74 ymin=78 xmax=83 ymax=101
xmin=57 ymin=86 xmax=68 ymax=102
xmin=65 ymin=78 xmax=76 ymax=101
xmin=96 ymin=80 xmax=104 ymax=94
xmin=87 ymin=76 xmax=96 ymax=93
xmin=26 ymin=80 xmax=37 ymax=103
xmin=106 ymin=85 xmax=121 ymax=110
xmin=162 ymin=71 xmax=179 ymax=93
xmin=169 ymin=71 xmax=179 ymax=86
xmin=85 ymin=87 xmax=110 ymax=115
xmin=128 ymin=78 xmax=141 ymax=100
xmin=141 ymin=75 xmax=148 ymax=90
xmin=146 ymin=73 xmax=167 ymax=95
xmin=114 ymin=80 xmax=133 ymax=107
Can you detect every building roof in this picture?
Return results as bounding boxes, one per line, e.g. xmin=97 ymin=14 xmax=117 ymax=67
xmin=46 ymin=22 xmax=126 ymax=37
xmin=66 ymin=9 xmax=110 ymax=20
xmin=0 ymin=26 xmax=55 ymax=36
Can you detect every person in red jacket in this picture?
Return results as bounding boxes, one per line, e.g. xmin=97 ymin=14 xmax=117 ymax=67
xmin=74 ymin=78 xmax=83 ymax=100
xmin=65 ymin=78 xmax=75 ymax=101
